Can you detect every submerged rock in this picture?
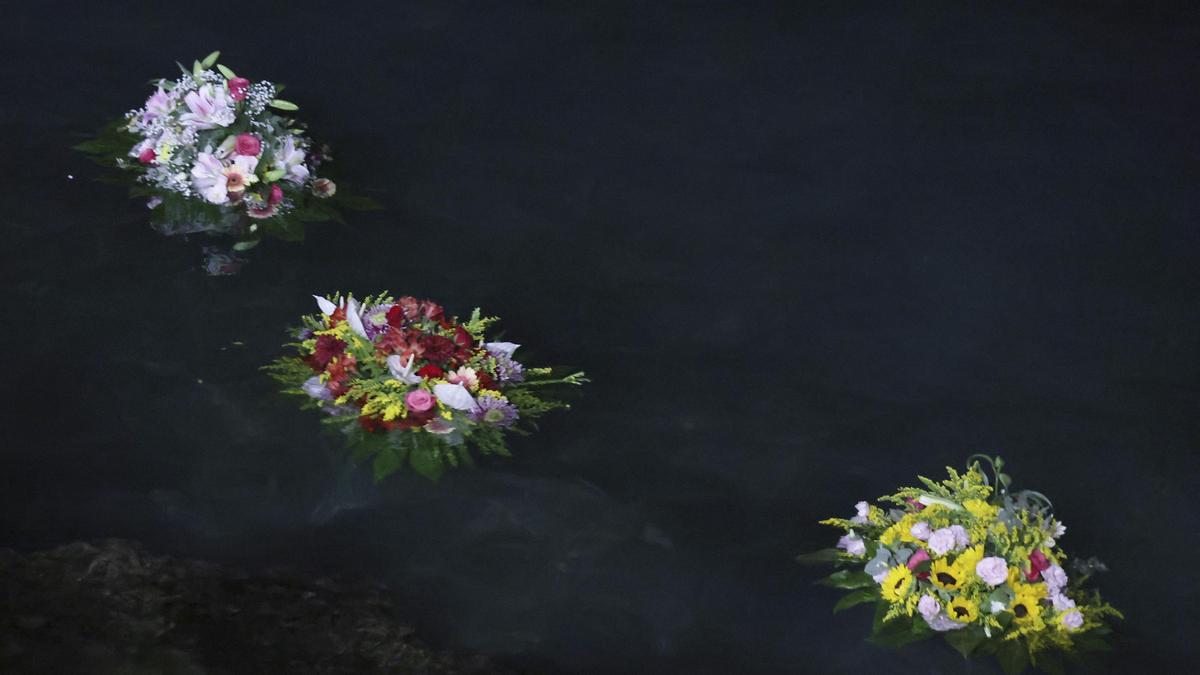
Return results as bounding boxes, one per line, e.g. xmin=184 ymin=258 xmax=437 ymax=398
xmin=0 ymin=540 xmax=507 ymax=674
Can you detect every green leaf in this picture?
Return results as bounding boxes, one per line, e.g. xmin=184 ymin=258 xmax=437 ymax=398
xmin=995 ymin=638 xmax=1030 ymax=675
xmin=262 ymin=168 xmax=286 ymax=182
xmin=795 ymin=548 xmax=842 ymax=565
xmin=192 ymin=60 xmax=203 ymax=76
xmin=217 ymin=64 xmax=237 ymax=79
xmin=943 ymin=626 xmax=985 ymax=658
xmin=832 ymin=589 xmax=876 ymax=614
xmin=269 ymin=99 xmax=299 ymax=111
xmin=817 ymin=570 xmax=875 ymax=590
xmin=409 ymin=444 xmax=445 ymax=480
xmin=232 ymin=238 xmax=260 ymax=251
xmin=372 ymin=447 xmax=403 ymax=481
xmin=200 ymin=50 xmax=220 ymax=68
xmin=868 ymin=614 xmax=933 ymax=648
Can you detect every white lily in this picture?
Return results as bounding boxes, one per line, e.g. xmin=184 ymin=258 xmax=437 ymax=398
xmin=386 ymin=354 xmax=422 ymax=384
xmin=433 ymin=382 xmax=478 ymax=411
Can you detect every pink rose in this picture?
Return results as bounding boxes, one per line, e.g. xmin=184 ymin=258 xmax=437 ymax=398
xmin=227 ymin=77 xmax=251 ymax=101
xmin=138 ymin=147 xmax=156 ymax=164
xmin=234 ymin=133 xmax=261 ymax=157
xmin=405 ymin=389 xmax=434 ymax=413
xmin=268 ymin=183 xmax=284 ymax=205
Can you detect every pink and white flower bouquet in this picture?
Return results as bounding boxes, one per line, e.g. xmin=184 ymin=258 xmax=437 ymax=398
xmin=77 ymin=51 xmax=375 ymax=251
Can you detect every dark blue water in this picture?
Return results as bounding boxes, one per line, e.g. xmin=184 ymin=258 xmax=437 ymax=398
xmin=2 ymin=2 xmax=1198 ymax=673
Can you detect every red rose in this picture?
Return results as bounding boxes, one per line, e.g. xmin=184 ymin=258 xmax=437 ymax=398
xmin=267 ymin=183 xmax=284 ymax=205
xmin=138 ymin=147 xmax=156 ymax=164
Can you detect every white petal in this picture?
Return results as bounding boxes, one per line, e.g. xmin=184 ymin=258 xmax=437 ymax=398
xmin=433 ymin=382 xmax=478 ymax=411
xmin=313 ymin=295 xmax=337 ymax=316
xmin=345 ymin=296 xmax=368 ymax=338
xmin=485 ymin=341 xmax=520 ymax=357
xmin=386 ymin=354 xmax=421 ymax=385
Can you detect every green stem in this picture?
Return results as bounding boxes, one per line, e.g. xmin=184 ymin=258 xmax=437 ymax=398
xmin=512 ymin=371 xmax=589 ymax=387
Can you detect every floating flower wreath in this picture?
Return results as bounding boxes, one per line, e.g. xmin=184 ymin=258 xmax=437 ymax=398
xmin=266 ymin=293 xmax=587 ymax=480
xmin=75 ymin=50 xmax=376 ymax=257
xmin=802 ymin=456 xmax=1121 ymax=674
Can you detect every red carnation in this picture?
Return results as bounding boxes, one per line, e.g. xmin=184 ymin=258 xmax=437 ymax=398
xmin=386 ymin=304 xmax=407 ymax=328
xmin=417 ymin=364 xmax=444 ymax=379
xmin=476 ymin=370 xmax=498 ymax=391
xmin=454 ymin=324 xmax=473 ymax=348
xmin=396 ymin=296 xmax=421 ymax=321
xmin=419 ymin=333 xmax=456 ymax=364
xmin=421 ymin=300 xmax=444 ymax=321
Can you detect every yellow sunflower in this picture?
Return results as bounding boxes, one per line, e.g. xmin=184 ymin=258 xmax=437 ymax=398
xmin=956 ymin=545 xmax=985 ymax=579
xmin=930 ymin=558 xmax=963 ymax=591
xmin=880 ymin=565 xmax=914 ymax=603
xmin=947 ymin=596 xmax=979 ymax=623
xmin=1010 ymin=588 xmax=1045 ymax=625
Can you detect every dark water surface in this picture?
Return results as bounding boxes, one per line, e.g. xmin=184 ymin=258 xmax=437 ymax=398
xmin=2 ymin=2 xmax=1198 ymax=673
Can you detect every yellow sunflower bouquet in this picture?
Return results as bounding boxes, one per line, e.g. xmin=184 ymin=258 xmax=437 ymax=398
xmin=801 ymin=456 xmax=1121 ymax=674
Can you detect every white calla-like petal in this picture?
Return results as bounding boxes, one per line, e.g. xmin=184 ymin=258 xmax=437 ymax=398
xmin=344 ymin=296 xmax=368 ymax=339
xmin=433 ymin=382 xmax=478 ymax=411
xmin=386 ymin=354 xmax=422 ymax=384
xmin=485 ymin=341 xmax=520 ymax=356
xmin=314 ymin=294 xmax=337 ymax=316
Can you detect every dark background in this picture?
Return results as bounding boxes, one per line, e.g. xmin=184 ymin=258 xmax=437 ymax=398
xmin=1 ymin=1 xmax=1198 ymax=673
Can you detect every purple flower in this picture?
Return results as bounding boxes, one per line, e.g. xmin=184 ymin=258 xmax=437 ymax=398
xmin=486 ymin=342 xmax=525 ymax=382
xmin=836 ymin=534 xmax=865 ymax=557
xmin=302 ymin=376 xmax=332 ymax=401
xmin=928 ymin=528 xmax=958 ymax=556
xmin=910 ymin=521 xmax=931 ymax=541
xmin=1051 ymin=592 xmax=1076 ymax=612
xmin=180 ymin=83 xmax=234 ymax=129
xmin=141 ymin=87 xmax=173 ymax=123
xmin=361 ymin=303 xmax=395 ymax=340
xmin=976 ymin=557 xmax=1009 ymax=587
xmin=851 ymin=501 xmax=870 ymax=525
xmin=1060 ymin=610 xmax=1084 ymax=631
xmin=918 ymin=595 xmax=941 ymax=621
xmin=1042 ymin=564 xmax=1069 ymax=594
xmin=471 ymin=395 xmax=518 ymax=427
